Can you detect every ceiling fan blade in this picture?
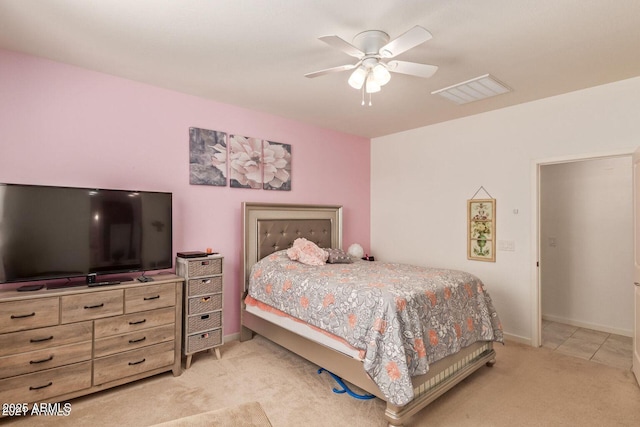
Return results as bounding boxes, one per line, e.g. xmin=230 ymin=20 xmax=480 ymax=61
xmin=379 ymin=26 xmax=433 ymax=58
xmin=387 ymin=61 xmax=438 ymax=78
xmin=318 ymin=35 xmax=364 ymax=58
xmin=305 ymin=63 xmax=357 ymax=78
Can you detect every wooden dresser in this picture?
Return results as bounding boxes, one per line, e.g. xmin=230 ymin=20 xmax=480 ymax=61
xmin=0 ymin=275 xmax=183 ymax=407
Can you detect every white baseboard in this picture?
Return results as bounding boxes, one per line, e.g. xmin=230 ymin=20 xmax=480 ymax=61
xmin=224 ymin=332 xmax=240 ymax=343
xmin=542 ymin=314 xmax=632 ymax=337
xmin=502 ymin=332 xmax=532 ymax=346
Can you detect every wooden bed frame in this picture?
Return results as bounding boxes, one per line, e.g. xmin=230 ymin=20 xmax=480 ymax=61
xmin=240 ymin=202 xmax=496 ymax=427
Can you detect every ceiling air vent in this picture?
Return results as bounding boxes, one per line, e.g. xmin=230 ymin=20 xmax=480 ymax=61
xmin=431 ymin=74 xmax=511 ymax=104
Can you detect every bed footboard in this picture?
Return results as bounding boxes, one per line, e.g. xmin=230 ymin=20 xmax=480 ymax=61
xmin=385 ymin=344 xmax=496 ymax=426
xmin=242 ymin=308 xmax=495 ymax=427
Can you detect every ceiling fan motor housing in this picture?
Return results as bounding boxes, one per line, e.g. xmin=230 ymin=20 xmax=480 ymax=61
xmin=352 ymin=30 xmax=390 ymax=57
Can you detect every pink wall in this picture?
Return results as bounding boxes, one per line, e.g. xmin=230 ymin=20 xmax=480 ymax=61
xmin=0 ymin=49 xmax=371 ymax=335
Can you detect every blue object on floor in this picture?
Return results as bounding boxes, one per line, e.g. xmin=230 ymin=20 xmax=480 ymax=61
xmin=317 ymin=368 xmax=375 ymax=400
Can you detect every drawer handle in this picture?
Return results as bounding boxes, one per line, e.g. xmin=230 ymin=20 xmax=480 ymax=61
xmin=201 ymin=314 xmax=210 ymax=320
xmin=128 ymin=336 xmax=147 ymax=344
xmin=30 ymin=335 xmax=54 ymax=343
xmin=201 ymin=296 xmax=211 ymax=302
xmin=84 ymin=303 xmax=104 ymax=309
xmin=11 ymin=312 xmax=36 ymax=319
xmin=30 ymin=355 xmax=54 ymax=364
xmin=128 ymin=358 xmax=146 ymax=366
xmin=200 ymin=261 xmax=210 ymax=266
xmin=29 ymin=381 xmax=53 ymax=391
xmin=129 ymin=319 xmax=147 ymax=325
xmin=144 ymin=295 xmax=160 ymax=301
xmin=202 ymin=279 xmax=211 ymax=284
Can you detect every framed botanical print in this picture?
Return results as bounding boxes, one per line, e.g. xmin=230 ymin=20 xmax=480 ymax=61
xmin=467 ymin=199 xmax=496 ymax=262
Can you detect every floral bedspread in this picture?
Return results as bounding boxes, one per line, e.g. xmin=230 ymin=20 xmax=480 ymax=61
xmin=248 ymin=251 xmax=503 ymax=406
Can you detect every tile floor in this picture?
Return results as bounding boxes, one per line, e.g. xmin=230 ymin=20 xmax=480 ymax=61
xmin=541 ymin=319 xmax=633 ymax=370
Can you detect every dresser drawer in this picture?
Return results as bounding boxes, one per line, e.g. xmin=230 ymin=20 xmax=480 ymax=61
xmin=180 ymin=257 xmax=222 ymax=277
xmin=186 ymin=329 xmax=222 ymax=353
xmin=94 ymin=324 xmax=175 ymax=358
xmin=187 ymin=311 xmax=221 ymax=334
xmin=0 ymin=298 xmax=59 ymax=334
xmin=187 ymin=276 xmax=222 ymax=297
xmin=188 ymin=293 xmax=222 ymax=315
xmin=61 ymin=290 xmax=123 ymax=323
xmin=0 ymin=361 xmax=92 ymax=403
xmin=93 ymin=341 xmax=175 ymax=385
xmin=0 ymin=341 xmax=92 ymax=379
xmin=125 ymin=283 xmax=175 ymax=313
xmin=94 ymin=306 xmax=175 ymax=338
xmin=0 ymin=321 xmax=92 ymax=357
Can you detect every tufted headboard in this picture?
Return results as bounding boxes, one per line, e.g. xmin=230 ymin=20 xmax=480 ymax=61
xmin=256 ymin=219 xmax=333 ymax=260
xmin=242 ymin=202 xmax=342 ymax=293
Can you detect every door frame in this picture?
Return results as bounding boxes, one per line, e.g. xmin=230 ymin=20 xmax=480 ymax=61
xmin=530 ymin=148 xmax=634 ymax=347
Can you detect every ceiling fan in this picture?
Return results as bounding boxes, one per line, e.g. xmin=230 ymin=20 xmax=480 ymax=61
xmin=305 ymin=26 xmax=438 ymax=104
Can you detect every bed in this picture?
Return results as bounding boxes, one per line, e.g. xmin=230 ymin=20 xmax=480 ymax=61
xmin=240 ymin=202 xmax=503 ymax=427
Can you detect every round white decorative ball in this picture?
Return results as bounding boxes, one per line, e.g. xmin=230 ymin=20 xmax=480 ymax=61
xmin=347 ymin=243 xmax=364 ymax=259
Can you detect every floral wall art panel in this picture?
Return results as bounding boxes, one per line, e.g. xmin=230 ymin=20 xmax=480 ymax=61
xmin=228 ymin=134 xmax=264 ymax=189
xmin=189 ymin=127 xmax=227 ymax=186
xmin=263 ymin=140 xmax=291 ymax=191
xmin=467 ymin=199 xmax=496 ymax=262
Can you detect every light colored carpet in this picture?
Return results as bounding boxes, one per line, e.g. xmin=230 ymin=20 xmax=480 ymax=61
xmin=3 ymin=336 xmax=640 ymax=426
xmin=151 ymin=401 xmax=271 ymax=427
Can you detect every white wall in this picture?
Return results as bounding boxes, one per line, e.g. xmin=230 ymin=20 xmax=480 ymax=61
xmin=371 ymin=76 xmax=640 ymax=343
xmin=540 ymin=157 xmax=633 ymax=336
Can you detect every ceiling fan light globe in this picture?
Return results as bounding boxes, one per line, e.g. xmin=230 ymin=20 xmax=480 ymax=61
xmin=366 ymin=79 xmax=381 ymax=93
xmin=348 ymin=67 xmax=367 ymax=89
xmin=372 ymin=64 xmax=391 ymax=86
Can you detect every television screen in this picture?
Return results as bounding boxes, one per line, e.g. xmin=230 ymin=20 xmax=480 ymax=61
xmin=0 ymin=183 xmax=172 ymax=284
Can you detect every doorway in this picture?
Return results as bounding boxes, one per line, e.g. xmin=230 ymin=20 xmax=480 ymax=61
xmin=532 ymin=151 xmax=634 ymax=363
xmin=538 ymin=155 xmax=633 ymax=369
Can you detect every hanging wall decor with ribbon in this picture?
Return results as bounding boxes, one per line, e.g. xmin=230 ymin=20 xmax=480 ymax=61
xmin=467 ymin=186 xmax=496 ymax=262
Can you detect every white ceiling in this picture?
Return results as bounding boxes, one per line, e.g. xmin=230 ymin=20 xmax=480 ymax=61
xmin=1 ymin=0 xmax=639 ymax=138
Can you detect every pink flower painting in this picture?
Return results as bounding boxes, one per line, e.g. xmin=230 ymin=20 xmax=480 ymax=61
xmin=262 ymin=140 xmax=291 ymax=190
xmin=228 ymin=135 xmax=264 ymax=189
xmin=228 ymin=134 xmax=291 ymax=190
xmin=190 ymin=128 xmax=291 ymax=190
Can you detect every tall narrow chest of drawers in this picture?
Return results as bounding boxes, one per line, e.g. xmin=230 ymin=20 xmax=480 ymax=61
xmin=0 ymin=276 xmax=183 ymax=409
xmin=176 ymin=255 xmax=224 ymax=369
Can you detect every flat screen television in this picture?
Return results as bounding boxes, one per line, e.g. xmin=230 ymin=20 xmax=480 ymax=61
xmin=0 ymin=183 xmax=172 ymax=285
